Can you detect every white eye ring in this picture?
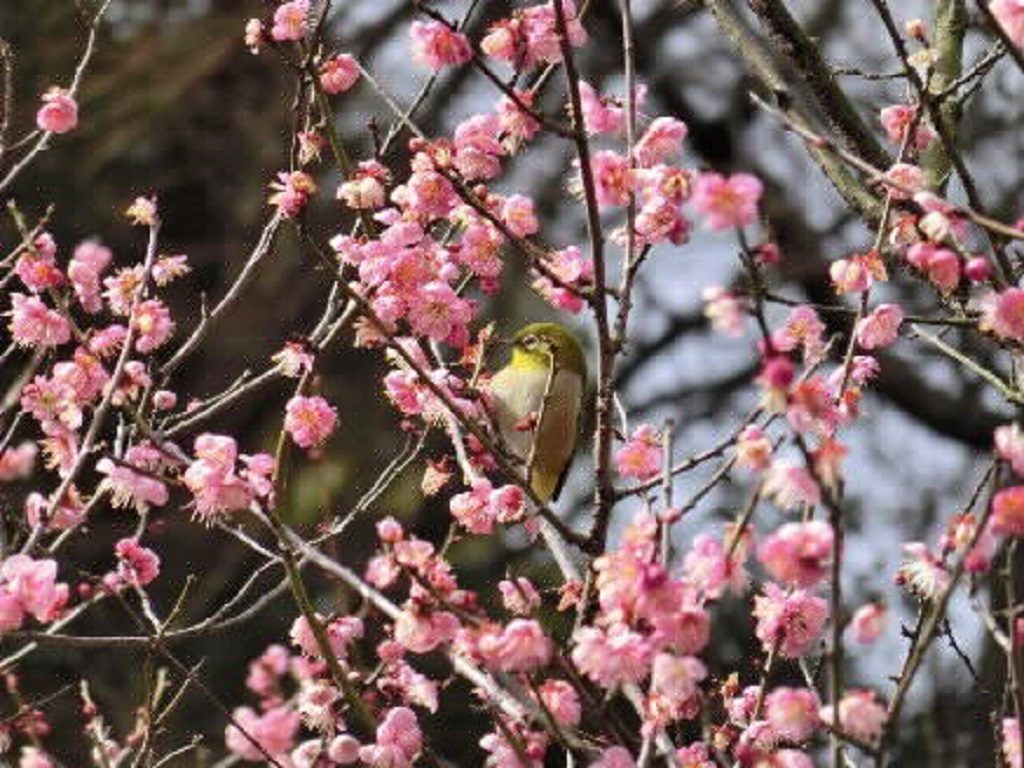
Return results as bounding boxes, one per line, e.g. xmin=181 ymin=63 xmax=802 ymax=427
xmin=522 ymin=335 xmax=538 ymax=349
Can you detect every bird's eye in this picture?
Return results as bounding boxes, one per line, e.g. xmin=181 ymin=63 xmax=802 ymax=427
xmin=522 ymin=335 xmax=538 ymax=349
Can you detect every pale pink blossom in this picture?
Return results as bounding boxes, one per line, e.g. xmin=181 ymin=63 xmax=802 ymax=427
xmin=409 ymin=21 xmax=472 ymax=71
xmin=320 ymin=54 xmax=359 ymax=94
xmin=691 ymin=172 xmax=762 ymax=230
xmin=703 ymin=286 xmax=747 ymax=337
xmin=763 ymin=461 xmax=821 ymax=511
xmin=244 ymin=18 xmax=263 ymax=53
xmin=572 ymin=623 xmax=651 ymax=688
xmin=125 ymin=196 xmax=158 ymax=226
xmin=68 ymin=240 xmax=113 ymax=313
xmin=896 ymin=542 xmax=950 ymax=599
xmin=359 ymin=707 xmax=421 ymax=767
xmin=537 ymin=680 xmax=581 ymax=727
xmin=0 ymin=442 xmax=37 ymax=481
xmin=499 ymin=577 xmax=541 ymax=615
xmin=649 ymin=652 xmax=706 ymax=716
xmin=753 ymin=583 xmax=828 ymax=658
xmin=284 ymin=395 xmax=338 ymax=450
xmin=682 ymin=531 xmax=750 ymax=599
xmin=1004 ymin=717 xmax=1022 ymax=768
xmin=587 ymin=151 xmax=633 ymax=208
xmin=879 ymin=104 xmax=933 ymax=149
xmin=614 ymin=424 xmax=662 ymax=480
xmin=131 ymin=299 xmax=175 ymax=353
xmin=394 ymin=609 xmax=460 ymax=653
xmin=634 ymin=117 xmax=688 ymax=167
xmin=501 ymin=194 xmax=539 ymax=238
xmin=36 ymin=88 xmax=78 ymax=133
xmin=883 ymin=162 xmax=923 ymax=199
xmin=979 ymin=288 xmax=1024 ymax=342
xmin=992 ymin=0 xmax=1024 ymax=47
xmin=270 ymin=0 xmax=308 ymax=42
xmin=997 ymin=423 xmax=1024 ymax=475
xmin=849 ymin=603 xmax=888 ymax=644
xmin=758 ymin=521 xmax=834 ymax=587
xmin=183 ymin=434 xmax=256 ymax=522
xmin=579 ymin=81 xmax=626 ymax=135
xmin=773 ymin=305 xmax=826 ymax=363
xmin=856 ymin=304 xmax=903 ymax=350
xmin=480 ymin=618 xmax=552 ymax=672
xmin=1 ymin=555 xmax=67 ymax=624
xmin=590 ymin=746 xmax=636 ymax=768
xmin=19 ymin=747 xmax=55 ymax=768
xmin=819 ymin=690 xmax=887 ymax=745
xmin=735 ymin=425 xmax=773 ymax=472
xmin=96 ymin=458 xmax=169 ymax=511
xmin=225 ymin=705 xmax=300 ymax=761
xmin=765 ymin=687 xmax=820 ymax=743
xmin=328 ymin=734 xmax=362 ymax=764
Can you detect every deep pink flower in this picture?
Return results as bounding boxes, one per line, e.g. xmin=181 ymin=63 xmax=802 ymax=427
xmin=36 ymin=88 xmax=78 ymax=133
xmin=587 ymin=151 xmax=633 ymax=208
xmin=579 ymin=81 xmax=626 ymax=135
xmin=614 ymin=424 xmax=662 ymax=480
xmin=682 ymin=531 xmax=750 ymax=600
xmin=268 ymin=170 xmax=316 ymax=218
xmin=320 ymin=54 xmax=359 ymax=94
xmin=284 ymin=395 xmax=338 ymax=450
xmin=691 ymin=172 xmax=762 ymax=230
xmin=993 ymin=486 xmax=1024 ymax=537
xmin=753 ymin=583 xmax=828 ymax=658
xmin=114 ymin=538 xmax=161 ymax=587
xmin=270 ymin=0 xmax=308 ymax=42
xmin=409 ymin=21 xmax=472 ymax=71
xmin=8 ymin=294 xmax=71 ymax=348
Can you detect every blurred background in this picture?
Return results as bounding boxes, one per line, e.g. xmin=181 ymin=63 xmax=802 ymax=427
xmin=1 ymin=0 xmax=1021 ymax=764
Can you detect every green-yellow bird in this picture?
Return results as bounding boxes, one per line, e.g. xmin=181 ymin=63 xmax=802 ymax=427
xmin=487 ymin=322 xmax=587 ymax=502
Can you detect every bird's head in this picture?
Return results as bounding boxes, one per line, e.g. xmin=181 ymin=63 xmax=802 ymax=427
xmin=506 ymin=322 xmax=586 ymax=377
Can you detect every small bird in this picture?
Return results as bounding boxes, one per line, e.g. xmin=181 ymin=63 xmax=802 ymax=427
xmin=487 ymin=322 xmax=587 ymax=502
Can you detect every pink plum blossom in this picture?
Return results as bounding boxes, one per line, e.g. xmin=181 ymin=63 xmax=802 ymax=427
xmin=36 ymin=89 xmax=78 ymax=133
xmin=284 ymin=395 xmax=338 ymax=450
